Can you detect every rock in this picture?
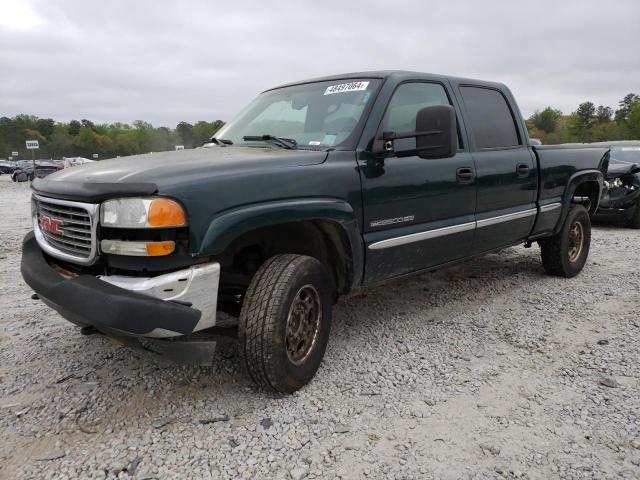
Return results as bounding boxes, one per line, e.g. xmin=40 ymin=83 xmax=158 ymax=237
xmin=137 ymin=474 xmax=159 ymax=480
xmin=260 ymin=417 xmax=273 ymax=429
xmin=424 ymin=399 xmax=436 ymax=406
xmin=598 ymin=376 xmax=619 ymax=388
xmin=597 ymin=339 xmax=609 ymax=345
xmin=479 ymin=442 xmax=501 ymax=455
xmin=333 ymin=423 xmax=350 ymax=434
xmin=289 ymin=466 xmax=308 ymax=480
xmin=36 ymin=449 xmax=65 ymax=461
xmin=152 ymin=416 xmax=175 ymax=429
xmin=128 ymin=456 xmax=141 ymax=476
xmin=199 ymin=414 xmax=230 ymax=424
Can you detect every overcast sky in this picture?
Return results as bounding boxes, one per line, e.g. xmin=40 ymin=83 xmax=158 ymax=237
xmin=1 ymin=0 xmax=638 ymax=127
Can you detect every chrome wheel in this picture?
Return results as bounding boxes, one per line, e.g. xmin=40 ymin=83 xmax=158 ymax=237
xmin=285 ymin=284 xmax=321 ymax=365
xmin=568 ymin=221 xmax=584 ymax=263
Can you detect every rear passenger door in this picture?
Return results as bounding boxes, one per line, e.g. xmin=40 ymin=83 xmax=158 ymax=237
xmin=456 ymin=85 xmax=537 ymax=253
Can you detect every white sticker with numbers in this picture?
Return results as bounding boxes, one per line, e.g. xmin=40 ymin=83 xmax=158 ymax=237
xmin=324 ymin=81 xmax=369 ymax=95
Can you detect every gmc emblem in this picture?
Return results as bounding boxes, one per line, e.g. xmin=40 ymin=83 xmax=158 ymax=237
xmin=41 ymin=215 xmax=64 ymax=236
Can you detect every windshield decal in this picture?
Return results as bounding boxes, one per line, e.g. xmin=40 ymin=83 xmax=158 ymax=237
xmin=324 ymin=81 xmax=370 ymax=96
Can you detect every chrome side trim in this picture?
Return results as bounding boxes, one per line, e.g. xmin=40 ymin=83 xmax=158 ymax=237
xmin=368 ymin=207 xmax=542 ymax=251
xmin=368 ymin=221 xmax=475 ymax=250
xmin=476 ymin=208 xmax=537 ymax=228
xmin=540 ymin=202 xmax=562 ymax=213
xmin=32 ymin=194 xmax=100 ymax=266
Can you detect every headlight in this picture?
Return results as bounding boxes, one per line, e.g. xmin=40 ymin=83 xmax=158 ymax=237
xmin=101 ymin=198 xmax=187 ymax=228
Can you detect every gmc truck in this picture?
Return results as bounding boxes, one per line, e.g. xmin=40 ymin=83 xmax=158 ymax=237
xmin=21 ymin=71 xmax=609 ymax=393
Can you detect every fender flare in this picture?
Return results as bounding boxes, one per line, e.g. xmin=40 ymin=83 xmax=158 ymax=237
xmin=555 ymin=169 xmax=603 ymax=233
xmin=199 ymin=197 xmax=364 ymax=290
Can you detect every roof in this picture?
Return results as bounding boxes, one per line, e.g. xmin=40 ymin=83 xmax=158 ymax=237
xmin=264 ymin=70 xmax=505 ymax=92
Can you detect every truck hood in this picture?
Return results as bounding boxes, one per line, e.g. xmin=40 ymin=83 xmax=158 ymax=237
xmin=32 ymin=146 xmax=329 ymax=202
xmin=47 ymin=146 xmax=327 ymax=186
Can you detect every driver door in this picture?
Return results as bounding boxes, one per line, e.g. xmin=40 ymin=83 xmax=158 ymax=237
xmin=358 ymin=81 xmax=477 ymax=284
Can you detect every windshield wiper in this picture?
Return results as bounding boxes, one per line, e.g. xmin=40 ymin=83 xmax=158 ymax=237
xmin=209 ymin=137 xmax=233 ymax=145
xmin=242 ymin=135 xmax=297 ymax=149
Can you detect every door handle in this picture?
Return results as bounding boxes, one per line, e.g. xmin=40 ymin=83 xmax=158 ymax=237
xmin=516 ymin=164 xmax=530 ymax=177
xmin=456 ymin=167 xmax=475 ymax=184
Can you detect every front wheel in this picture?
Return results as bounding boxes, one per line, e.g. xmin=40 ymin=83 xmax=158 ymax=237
xmin=539 ymin=205 xmax=591 ymax=278
xmin=238 ymin=254 xmax=333 ymax=393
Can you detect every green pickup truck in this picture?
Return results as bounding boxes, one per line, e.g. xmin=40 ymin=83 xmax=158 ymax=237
xmin=22 ymin=71 xmax=609 ymax=393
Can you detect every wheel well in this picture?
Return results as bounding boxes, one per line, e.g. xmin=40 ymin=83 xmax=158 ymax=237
xmin=572 ymin=181 xmax=601 ymax=216
xmin=216 ymin=220 xmax=353 ymax=306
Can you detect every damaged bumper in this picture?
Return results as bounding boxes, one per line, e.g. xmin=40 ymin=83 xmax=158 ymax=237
xmin=21 ymin=232 xmax=220 ymax=339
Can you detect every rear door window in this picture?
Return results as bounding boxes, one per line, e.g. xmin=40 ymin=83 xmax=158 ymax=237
xmin=459 ymin=86 xmax=520 ymax=149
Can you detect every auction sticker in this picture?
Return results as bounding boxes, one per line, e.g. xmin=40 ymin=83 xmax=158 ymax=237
xmin=324 ymin=81 xmax=369 ymax=95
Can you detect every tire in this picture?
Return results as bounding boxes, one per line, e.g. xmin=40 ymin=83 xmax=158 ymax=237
xmin=238 ymin=254 xmax=333 ymax=393
xmin=540 ymin=205 xmax=591 ymax=278
xmin=627 ymin=198 xmax=640 ymax=229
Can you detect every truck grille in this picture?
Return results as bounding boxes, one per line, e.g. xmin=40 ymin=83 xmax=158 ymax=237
xmin=33 ymin=195 xmax=100 ymax=265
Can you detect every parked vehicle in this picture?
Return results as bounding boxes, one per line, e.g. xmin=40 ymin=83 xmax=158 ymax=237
xmin=21 ymin=71 xmax=609 ymax=393
xmin=63 ymin=157 xmax=95 ymax=168
xmin=11 ymin=161 xmax=62 ymax=182
xmin=0 ymin=160 xmax=18 ymax=174
xmin=593 ymin=141 xmax=640 ymax=228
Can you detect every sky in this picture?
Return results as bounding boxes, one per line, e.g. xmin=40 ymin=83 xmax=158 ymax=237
xmin=1 ymin=0 xmax=639 ymax=127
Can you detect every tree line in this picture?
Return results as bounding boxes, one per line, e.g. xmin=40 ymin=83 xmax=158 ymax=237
xmin=526 ymin=93 xmax=640 ymax=144
xmin=0 ymin=116 xmax=224 ymax=160
xmin=2 ymin=92 xmax=639 ymax=160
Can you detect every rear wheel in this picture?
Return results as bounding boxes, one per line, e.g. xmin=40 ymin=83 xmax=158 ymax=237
xmin=238 ymin=254 xmax=333 ymax=393
xmin=539 ymin=205 xmax=591 ymax=278
xmin=627 ymin=198 xmax=640 ymax=229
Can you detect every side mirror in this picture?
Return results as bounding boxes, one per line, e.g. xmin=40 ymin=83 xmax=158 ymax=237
xmin=415 ymin=105 xmax=457 ymax=159
xmin=373 ymin=105 xmax=457 ymax=159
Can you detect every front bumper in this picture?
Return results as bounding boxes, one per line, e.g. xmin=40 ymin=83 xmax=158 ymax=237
xmin=21 ymin=232 xmax=220 ymax=338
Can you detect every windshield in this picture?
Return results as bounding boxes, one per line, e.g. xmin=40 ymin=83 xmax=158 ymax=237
xmin=214 ymin=79 xmax=381 ymax=149
xmin=610 ymin=146 xmax=640 ymax=164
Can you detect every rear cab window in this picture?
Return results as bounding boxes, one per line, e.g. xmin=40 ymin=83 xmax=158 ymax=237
xmin=459 ymin=86 xmax=521 ymax=149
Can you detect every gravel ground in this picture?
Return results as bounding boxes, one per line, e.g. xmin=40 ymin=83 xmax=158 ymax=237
xmin=0 ymin=174 xmax=639 ymax=480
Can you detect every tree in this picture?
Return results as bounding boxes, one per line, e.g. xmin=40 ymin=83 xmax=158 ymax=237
xmin=628 ymin=101 xmax=640 ymax=137
xmin=68 ymin=120 xmax=81 ymax=136
xmin=595 ymin=105 xmax=613 ymax=123
xmin=36 ymin=118 xmax=55 ymax=137
xmin=192 ymin=120 xmax=225 ymax=146
xmin=575 ymin=102 xmax=596 ymax=130
xmin=0 ymin=114 xmax=229 ymax=159
xmin=530 ymin=107 xmax=562 ymax=133
xmin=614 ymin=93 xmax=639 ymax=123
xmin=48 ymin=124 xmax=73 ymax=158
xmin=176 ymin=122 xmax=195 ymax=148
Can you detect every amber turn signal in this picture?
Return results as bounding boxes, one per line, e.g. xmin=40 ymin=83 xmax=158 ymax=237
xmin=147 ymin=199 xmax=187 ymax=228
xmin=145 ymin=241 xmax=175 ymax=256
xmin=101 ymin=239 xmax=175 ymax=257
